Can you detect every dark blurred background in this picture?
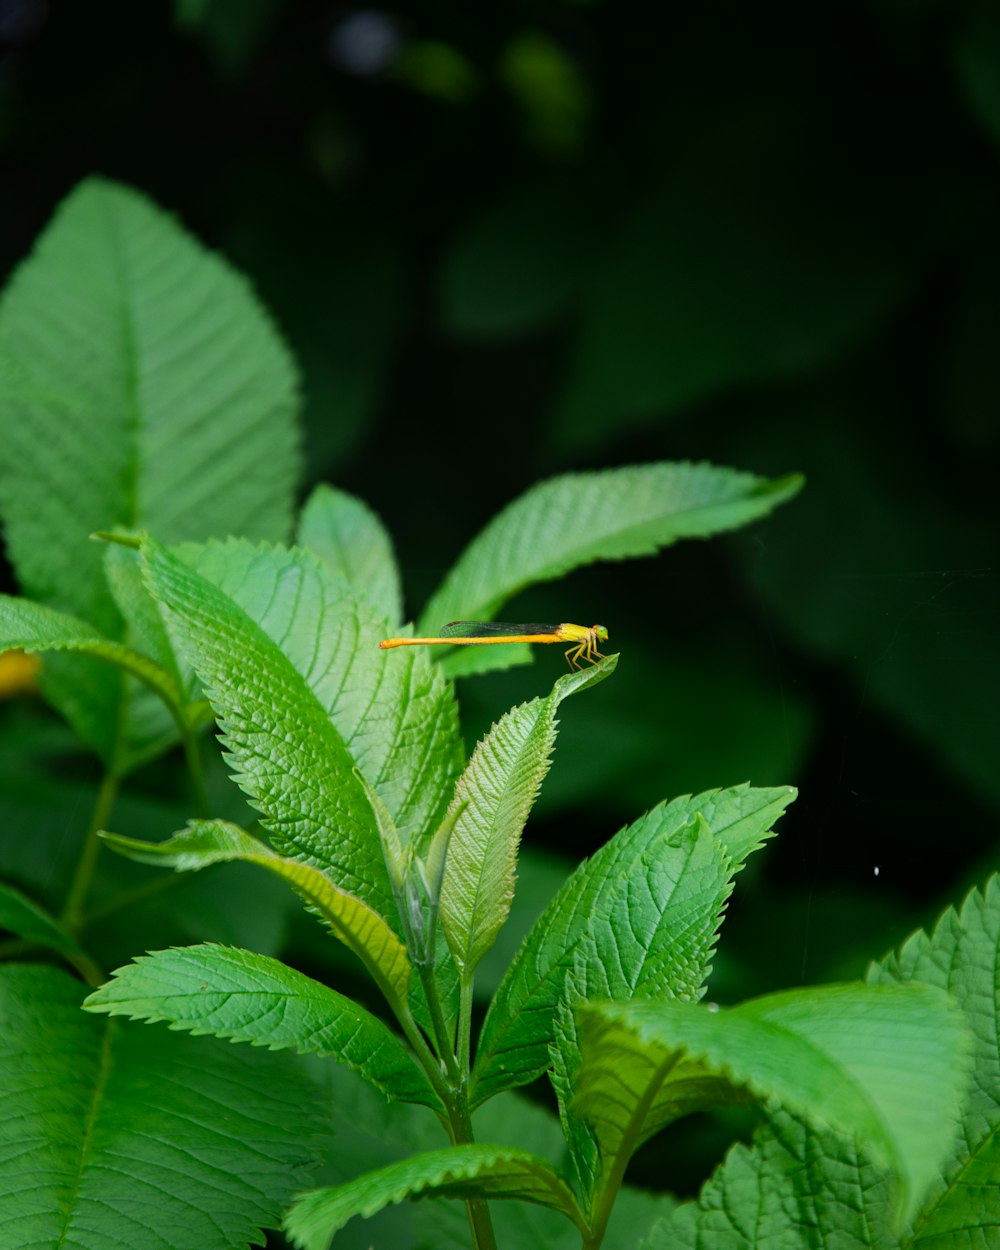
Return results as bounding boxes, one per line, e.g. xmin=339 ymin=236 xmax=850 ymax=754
xmin=2 ymin=0 xmax=998 ymax=1040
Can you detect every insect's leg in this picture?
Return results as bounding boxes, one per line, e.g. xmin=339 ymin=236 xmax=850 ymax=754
xmin=565 ymin=643 xmax=583 ymax=670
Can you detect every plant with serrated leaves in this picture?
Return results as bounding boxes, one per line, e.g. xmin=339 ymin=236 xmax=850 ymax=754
xmin=0 ymin=178 xmax=986 ymax=1250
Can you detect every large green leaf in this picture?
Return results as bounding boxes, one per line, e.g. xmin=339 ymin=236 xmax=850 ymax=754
xmin=0 ymin=591 xmax=199 ymax=772
xmin=284 ymin=1144 xmax=586 ymax=1250
xmin=0 ymin=963 xmax=325 ymax=1250
xmin=0 ymin=177 xmax=300 ymax=765
xmin=419 ymin=463 xmax=802 ymax=677
xmin=297 ymin=483 xmax=403 ymax=628
xmin=472 ymin=784 xmax=795 ymax=1105
xmin=548 ymin=812 xmax=735 ymax=1195
xmin=166 ymin=537 xmax=463 ymax=848
xmin=99 ymin=821 xmax=414 ymax=1021
xmin=0 ymin=178 xmax=299 ymax=612
xmin=84 ymin=941 xmax=440 ymax=1109
xmin=102 ymin=540 xmax=208 ymax=767
xmin=139 ymin=537 xmax=391 ymax=914
xmin=440 ymin=656 xmax=617 ymax=977
xmin=642 ymin=1110 xmax=896 ymax=1250
xmin=869 ymin=875 xmax=1000 ymax=1242
xmin=0 ymin=881 xmax=86 ymax=962
xmin=646 ymin=876 xmax=1000 ymax=1248
xmin=578 ymin=982 xmax=968 ymax=1226
xmin=0 ymin=593 xmax=185 ymax=723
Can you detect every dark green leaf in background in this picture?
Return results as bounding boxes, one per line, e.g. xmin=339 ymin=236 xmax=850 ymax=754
xmin=551 ymin=93 xmax=916 ymax=449
xmin=0 ymin=881 xmax=85 ymax=961
xmin=439 ymin=176 xmax=602 ymax=338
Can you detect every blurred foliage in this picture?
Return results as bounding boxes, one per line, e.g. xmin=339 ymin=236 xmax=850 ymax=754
xmin=1 ymin=0 xmax=998 ymax=1223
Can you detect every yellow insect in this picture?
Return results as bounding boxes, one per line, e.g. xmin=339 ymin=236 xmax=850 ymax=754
xmin=379 ymin=621 xmax=609 ymax=670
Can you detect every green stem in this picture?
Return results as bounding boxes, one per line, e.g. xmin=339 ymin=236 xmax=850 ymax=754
xmin=60 ymin=770 xmax=119 ymax=933
xmin=448 ymin=1089 xmax=497 ymax=1250
xmin=409 ymin=967 xmax=495 ymax=1249
xmin=395 ymin=1005 xmax=454 ymax=1112
xmin=465 ymin=1193 xmax=498 ymax=1250
xmin=457 ymin=975 xmax=474 ymax=1077
xmin=416 ymin=958 xmax=462 ymax=1084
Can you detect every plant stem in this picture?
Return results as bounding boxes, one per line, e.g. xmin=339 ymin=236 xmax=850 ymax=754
xmin=60 ymin=770 xmax=119 ymax=933
xmin=396 ymin=1007 xmax=454 ymax=1111
xmin=457 ymin=975 xmax=474 ymax=1076
xmin=416 ymin=958 xmax=462 ymax=1084
xmin=448 ymin=1090 xmax=498 ymax=1250
xmin=465 ymin=1195 xmax=498 ymax=1250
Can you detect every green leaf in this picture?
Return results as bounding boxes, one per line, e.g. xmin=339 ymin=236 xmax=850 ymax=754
xmin=284 ymin=1144 xmax=586 ymax=1250
xmin=578 ymin=982 xmax=969 ymax=1225
xmin=472 ymin=784 xmax=795 ymax=1105
xmin=101 ymin=540 xmax=208 ymax=766
xmin=647 ymin=878 xmax=1000 ymax=1247
xmin=440 ymin=639 xmax=534 ymax=679
xmin=641 ymin=1110 xmax=896 ymax=1250
xmin=100 ymin=821 xmax=414 ymax=1020
xmin=0 ymin=881 xmax=85 ymax=960
xmin=140 ymin=537 xmax=393 ymax=914
xmin=84 ymin=942 xmax=441 ymax=1110
xmin=441 ymin=656 xmax=617 ymax=977
xmin=419 ymin=464 xmax=803 ymax=667
xmin=869 ymin=875 xmax=1000 ymax=1242
xmin=0 ymin=177 xmax=299 ymax=627
xmin=173 ymin=0 xmax=281 ymax=74
xmin=162 ymin=537 xmax=463 ymax=851
xmin=103 ymin=542 xmax=189 ymax=690
xmin=549 ymin=812 xmax=736 ymax=1194
xmin=0 ymin=592 xmax=187 ymax=738
xmin=297 ymin=483 xmax=403 ymax=627
xmin=0 ymin=963 xmax=325 ymax=1250
xmin=0 ymin=177 xmax=300 ymax=768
